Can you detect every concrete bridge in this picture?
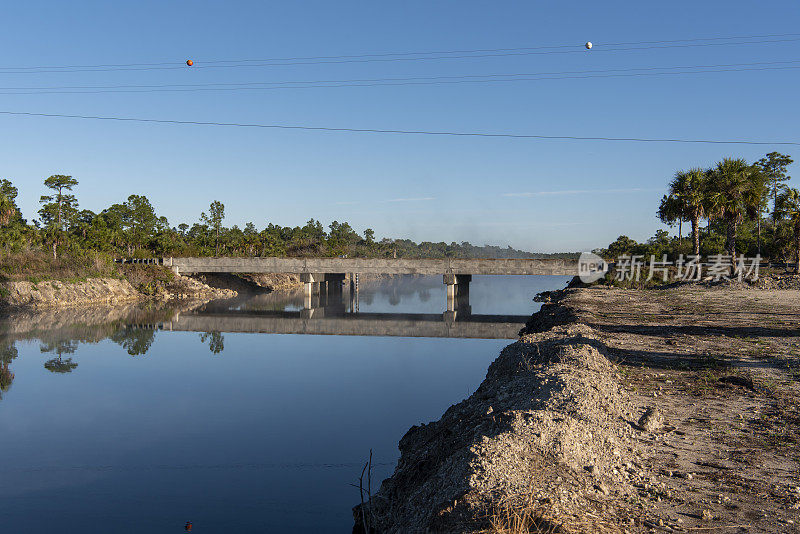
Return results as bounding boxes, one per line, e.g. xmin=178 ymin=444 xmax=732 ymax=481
xmin=162 ymin=257 xmax=577 ymax=312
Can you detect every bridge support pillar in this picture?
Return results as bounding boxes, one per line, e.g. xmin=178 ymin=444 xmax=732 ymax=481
xmin=302 ymin=273 xmax=346 ymax=308
xmin=444 ymin=274 xmax=471 ymax=315
xmin=301 ymin=273 xmax=323 ymax=302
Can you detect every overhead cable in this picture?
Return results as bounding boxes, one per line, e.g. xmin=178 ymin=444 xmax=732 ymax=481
xmin=0 ymin=110 xmax=796 ymax=146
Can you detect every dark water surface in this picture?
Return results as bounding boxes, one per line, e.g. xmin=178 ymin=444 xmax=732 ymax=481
xmin=0 ymin=275 xmax=570 ymax=533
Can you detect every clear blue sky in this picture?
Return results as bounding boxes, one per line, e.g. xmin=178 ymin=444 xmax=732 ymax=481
xmin=1 ymin=1 xmax=798 ymax=252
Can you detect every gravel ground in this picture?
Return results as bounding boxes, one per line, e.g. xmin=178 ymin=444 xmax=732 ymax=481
xmin=537 ymin=286 xmax=800 ymax=532
xmin=356 ymin=283 xmax=800 ymax=533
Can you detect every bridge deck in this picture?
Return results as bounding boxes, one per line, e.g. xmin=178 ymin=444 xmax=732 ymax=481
xmin=166 ymin=257 xmax=577 ymax=276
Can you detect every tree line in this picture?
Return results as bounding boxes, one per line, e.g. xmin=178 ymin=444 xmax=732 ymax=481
xmin=0 ymin=175 xmax=571 ymax=260
xmin=599 ymin=152 xmax=798 ymax=270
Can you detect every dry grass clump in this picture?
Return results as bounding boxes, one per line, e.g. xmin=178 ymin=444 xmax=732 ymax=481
xmin=486 ymin=497 xmax=561 ymax=534
xmin=482 ymin=478 xmax=562 ymax=534
xmin=486 ymin=501 xmax=625 ymax=534
xmin=484 ymin=480 xmax=625 ymax=534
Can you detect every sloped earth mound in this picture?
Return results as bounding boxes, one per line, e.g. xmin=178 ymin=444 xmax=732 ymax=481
xmin=356 ymin=285 xmax=800 ymax=532
xmin=355 ymin=324 xmax=646 ymax=533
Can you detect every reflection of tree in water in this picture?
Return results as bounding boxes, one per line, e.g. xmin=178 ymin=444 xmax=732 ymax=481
xmin=0 ymin=362 xmax=13 ymax=398
xmin=199 ymin=332 xmax=224 ymax=354
xmin=0 ymin=341 xmax=18 ymax=400
xmin=110 ymin=327 xmax=156 ymax=356
xmin=44 ymin=357 xmax=78 ymax=373
xmin=388 ymin=292 xmax=401 ymax=306
xmin=40 ymin=339 xmax=79 ymax=373
xmin=419 ymin=289 xmax=431 ymax=302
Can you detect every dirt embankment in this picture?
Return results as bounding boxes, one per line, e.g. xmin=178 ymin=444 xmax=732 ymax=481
xmin=1 ymin=274 xmax=236 ymax=310
xmin=357 ymin=285 xmax=800 ymax=533
xmin=235 ymin=273 xmax=303 ymax=291
xmin=3 ymin=278 xmax=142 ymax=309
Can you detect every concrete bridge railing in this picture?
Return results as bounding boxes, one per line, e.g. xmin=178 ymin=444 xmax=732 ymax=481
xmin=163 ymin=257 xmax=577 ymax=277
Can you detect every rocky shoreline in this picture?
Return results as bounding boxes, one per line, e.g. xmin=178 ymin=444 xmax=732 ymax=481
xmin=355 ymin=284 xmax=800 ymax=533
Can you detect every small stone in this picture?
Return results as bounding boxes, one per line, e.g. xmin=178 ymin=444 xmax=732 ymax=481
xmin=687 ymin=473 xmax=694 ymax=480
xmin=595 ymin=483 xmax=610 ymax=496
xmin=701 ymin=509 xmax=714 ymax=521
xmin=638 ymin=407 xmax=665 ymax=432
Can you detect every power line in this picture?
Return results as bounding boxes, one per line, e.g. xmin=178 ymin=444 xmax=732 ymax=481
xmin=1 ymin=37 xmax=798 ymax=74
xmin=2 ymin=60 xmax=798 ymax=94
xmin=0 ymin=110 xmax=797 ymax=146
xmin=1 ymin=64 xmax=798 ymax=95
xmin=190 ymin=33 xmax=800 ymax=64
xmin=1 ymin=32 xmax=798 ymax=71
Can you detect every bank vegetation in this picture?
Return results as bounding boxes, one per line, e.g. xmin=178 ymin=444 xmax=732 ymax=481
xmin=597 ymin=152 xmax=799 ymax=270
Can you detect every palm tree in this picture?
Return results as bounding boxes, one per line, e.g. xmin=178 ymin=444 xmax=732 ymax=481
xmin=670 ymin=169 xmax=708 ymax=255
xmin=706 ymin=158 xmax=768 ymax=259
xmin=658 ymin=169 xmax=708 ymax=255
xmin=775 ymin=188 xmax=800 ymax=272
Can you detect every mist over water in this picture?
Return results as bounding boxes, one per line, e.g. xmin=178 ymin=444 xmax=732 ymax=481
xmin=0 ymin=275 xmax=570 ymax=533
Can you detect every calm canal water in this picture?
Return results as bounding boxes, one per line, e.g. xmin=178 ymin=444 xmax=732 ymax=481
xmin=0 ymin=275 xmax=570 ymax=533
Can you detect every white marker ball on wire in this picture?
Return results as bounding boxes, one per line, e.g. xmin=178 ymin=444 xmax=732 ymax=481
xmin=585 ymin=41 xmax=592 ymax=50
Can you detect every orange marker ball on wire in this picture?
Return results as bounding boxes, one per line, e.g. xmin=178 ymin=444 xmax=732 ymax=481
xmin=186 ymin=59 xmax=193 ymax=66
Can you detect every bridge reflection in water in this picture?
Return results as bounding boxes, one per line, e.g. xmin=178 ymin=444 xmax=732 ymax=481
xmin=165 ymin=287 xmax=528 ymax=340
